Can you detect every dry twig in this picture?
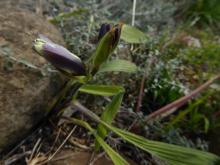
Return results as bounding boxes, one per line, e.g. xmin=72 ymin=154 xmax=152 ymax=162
xmin=135 ymin=56 xmax=155 ymax=112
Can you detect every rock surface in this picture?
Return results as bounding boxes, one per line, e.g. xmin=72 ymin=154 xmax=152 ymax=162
xmin=0 ymin=8 xmax=65 ymax=153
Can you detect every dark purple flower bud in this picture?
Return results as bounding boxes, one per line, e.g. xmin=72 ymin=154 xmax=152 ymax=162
xmin=33 ymin=36 xmax=86 ymax=76
xmin=98 ymin=23 xmax=111 ymax=41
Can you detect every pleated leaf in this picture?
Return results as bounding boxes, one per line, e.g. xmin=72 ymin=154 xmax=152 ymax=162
xmin=83 ymin=109 xmax=220 ymax=165
xmin=98 ymin=59 xmax=137 ymax=73
xmin=121 ymin=24 xmax=148 ymax=43
xmin=79 ymin=85 xmax=124 ymax=96
xmin=109 ymin=126 xmax=220 ymax=165
xmin=94 ymin=134 xmax=129 ymax=165
xmin=95 ymin=93 xmax=124 ymax=151
xmin=68 ymin=118 xmax=129 ymax=165
xmin=72 ymin=102 xmax=220 ymax=165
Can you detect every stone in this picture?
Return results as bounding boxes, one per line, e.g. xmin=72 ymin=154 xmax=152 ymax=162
xmin=0 ymin=8 xmax=65 ymax=153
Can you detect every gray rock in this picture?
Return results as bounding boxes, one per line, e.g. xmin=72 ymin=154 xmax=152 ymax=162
xmin=0 ymin=8 xmax=65 ymax=153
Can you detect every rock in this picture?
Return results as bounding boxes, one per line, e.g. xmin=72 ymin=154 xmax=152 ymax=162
xmin=181 ymin=35 xmax=201 ymax=48
xmin=0 ymin=8 xmax=65 ymax=153
xmin=175 ymin=32 xmax=201 ymax=48
xmin=0 ymin=0 xmax=66 ymax=16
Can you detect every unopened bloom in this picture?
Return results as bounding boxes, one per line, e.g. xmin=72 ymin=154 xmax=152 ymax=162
xmin=97 ymin=23 xmax=122 ymax=49
xmin=33 ymin=35 xmax=86 ymax=76
xmin=110 ymin=24 xmax=122 ymax=50
xmin=91 ymin=23 xmax=123 ymax=74
xmin=98 ymin=23 xmax=111 ymax=41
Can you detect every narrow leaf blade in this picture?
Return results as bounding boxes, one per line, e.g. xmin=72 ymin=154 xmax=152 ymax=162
xmin=72 ymin=102 xmax=220 ymax=165
xmin=68 ymin=118 xmax=129 ymax=165
xmin=110 ymin=126 xmax=220 ymax=165
xmin=94 ymin=134 xmax=129 ymax=165
xmin=95 ymin=93 xmax=124 ymax=150
xmin=93 ymin=114 xmax=220 ymax=165
xmin=79 ymin=85 xmax=124 ymax=96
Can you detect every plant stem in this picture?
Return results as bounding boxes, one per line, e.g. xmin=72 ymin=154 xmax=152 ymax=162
xmin=45 ymin=79 xmax=83 ymax=117
xmin=72 ymin=101 xmax=101 ymax=123
xmin=132 ymin=0 xmax=137 ymax=26
xmin=135 ymin=56 xmax=155 ymax=112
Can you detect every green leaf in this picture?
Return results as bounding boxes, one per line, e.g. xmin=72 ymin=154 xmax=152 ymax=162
xmin=72 ymin=103 xmax=220 ymax=165
xmin=78 ymin=107 xmax=220 ymax=165
xmin=79 ymin=85 xmax=124 ymax=96
xmin=94 ymin=134 xmax=128 ymax=165
xmin=121 ymin=24 xmax=148 ymax=43
xmin=203 ymin=116 xmax=210 ymax=133
xmin=108 ymin=126 xmax=220 ymax=165
xmin=98 ymin=59 xmax=137 ymax=73
xmin=67 ymin=118 xmax=129 ymax=165
xmin=95 ymin=93 xmax=124 ymax=151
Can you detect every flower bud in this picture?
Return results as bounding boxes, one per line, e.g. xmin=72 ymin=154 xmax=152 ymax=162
xmin=98 ymin=23 xmax=111 ymax=41
xmin=33 ymin=35 xmax=86 ymax=76
xmin=91 ymin=23 xmax=123 ymax=74
xmin=111 ymin=23 xmax=122 ymax=50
